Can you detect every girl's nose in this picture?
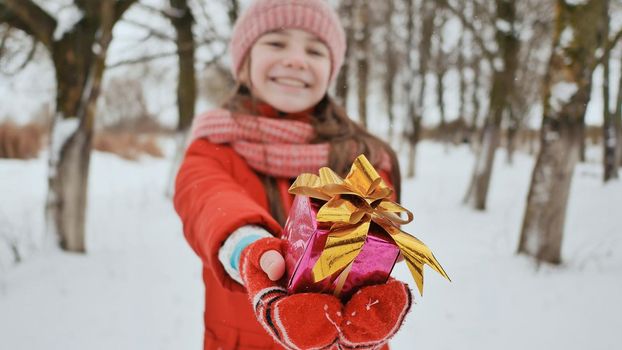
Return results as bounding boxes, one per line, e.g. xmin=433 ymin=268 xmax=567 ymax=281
xmin=282 ymin=53 xmax=307 ymax=70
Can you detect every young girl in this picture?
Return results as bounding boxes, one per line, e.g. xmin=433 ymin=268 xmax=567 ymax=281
xmin=174 ymin=1 xmax=412 ymax=349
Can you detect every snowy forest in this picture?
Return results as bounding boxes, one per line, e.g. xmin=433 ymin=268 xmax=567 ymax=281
xmin=0 ymin=0 xmax=620 ymax=349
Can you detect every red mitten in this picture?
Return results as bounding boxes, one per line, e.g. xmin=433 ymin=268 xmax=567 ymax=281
xmin=338 ymin=279 xmax=412 ymax=350
xmin=240 ymin=237 xmax=343 ymax=350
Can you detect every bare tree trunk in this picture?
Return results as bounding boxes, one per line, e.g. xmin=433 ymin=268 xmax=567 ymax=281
xmin=506 ymin=109 xmax=518 ymax=165
xmin=404 ymin=0 xmax=416 ymax=177
xmin=464 ymin=0 xmax=519 ymax=210
xmin=616 ymin=58 xmax=622 ymax=168
xmin=335 ymin=0 xmax=353 ymax=108
xmin=505 ymin=13 xmax=548 ymax=165
xmin=579 ymin=118 xmax=587 ymax=162
xmin=406 ymin=0 xmax=434 ymax=178
xmin=603 ymin=6 xmax=618 ymax=181
xmin=56 ymin=2 xmax=118 ymax=252
xmin=46 ymin=13 xmax=95 ymax=252
xmin=518 ymin=0 xmax=606 ymax=264
xmin=436 ymin=68 xmax=447 ymax=145
xmin=2 ymin=0 xmax=136 ymax=252
xmin=518 ymin=123 xmax=581 ymax=263
xmin=434 ymin=24 xmax=447 ymax=146
xmin=383 ymin=0 xmax=397 ymax=139
xmin=170 ymin=0 xmax=196 ymax=131
xmin=457 ymin=33 xmax=467 ymax=144
xmin=469 ymin=58 xmax=482 ymax=146
xmin=603 ymin=52 xmax=618 ymax=182
xmin=355 ymin=0 xmax=370 ymax=128
xmin=618 ymin=115 xmax=622 ymax=169
xmin=48 ymin=1 xmax=119 ymax=252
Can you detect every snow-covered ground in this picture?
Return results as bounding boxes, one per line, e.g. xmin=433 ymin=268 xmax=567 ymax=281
xmin=0 ymin=141 xmax=620 ymax=350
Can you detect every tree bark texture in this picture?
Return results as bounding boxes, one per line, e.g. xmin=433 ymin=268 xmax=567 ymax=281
xmin=170 ymin=0 xmax=196 ymax=131
xmin=464 ymin=0 xmax=519 ymax=210
xmin=506 ymin=108 xmax=518 ymax=164
xmin=603 ymin=6 xmax=618 ymax=181
xmin=383 ymin=0 xmax=397 ymax=139
xmin=404 ymin=0 xmax=416 ymax=178
xmin=434 ymin=16 xmax=447 ymax=145
xmin=406 ymin=0 xmax=433 ymax=178
xmin=618 ymin=113 xmax=622 ymax=168
xmin=613 ymin=65 xmax=622 ymax=168
xmin=470 ymin=59 xmax=482 ymax=145
xmin=355 ymin=0 xmax=370 ymax=128
xmin=458 ymin=32 xmax=467 ymax=144
xmin=404 ymin=0 xmax=426 ymax=178
xmin=50 ymin=1 xmax=120 ymax=252
xmin=335 ymin=0 xmax=353 ymax=108
xmin=518 ymin=0 xmax=606 ymax=264
xmin=52 ymin=21 xmax=97 ymax=119
xmin=505 ymin=15 xmax=550 ymax=164
xmin=616 ymin=59 xmax=622 ymax=168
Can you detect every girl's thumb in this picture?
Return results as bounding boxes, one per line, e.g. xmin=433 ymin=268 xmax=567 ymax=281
xmin=259 ymin=250 xmax=286 ymax=281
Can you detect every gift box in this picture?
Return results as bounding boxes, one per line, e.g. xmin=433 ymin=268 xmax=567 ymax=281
xmin=282 ymin=155 xmax=450 ymax=301
xmin=283 ymin=195 xmax=400 ymax=300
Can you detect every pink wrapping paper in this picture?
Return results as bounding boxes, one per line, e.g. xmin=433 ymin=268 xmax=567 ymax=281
xmin=282 ymin=195 xmax=400 ymax=301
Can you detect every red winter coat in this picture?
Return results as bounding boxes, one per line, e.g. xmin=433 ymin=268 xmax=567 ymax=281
xmin=174 ymin=115 xmax=394 ymax=350
xmin=175 ymin=137 xmax=286 ymax=350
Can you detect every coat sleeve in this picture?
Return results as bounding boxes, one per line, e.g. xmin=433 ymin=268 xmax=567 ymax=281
xmin=173 ymin=138 xmax=282 ymax=292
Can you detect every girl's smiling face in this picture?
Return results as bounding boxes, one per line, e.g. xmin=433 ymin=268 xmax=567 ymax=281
xmin=246 ymin=28 xmax=332 ymax=113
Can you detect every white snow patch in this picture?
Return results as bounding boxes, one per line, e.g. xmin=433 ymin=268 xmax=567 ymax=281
xmin=560 ymin=27 xmax=574 ymax=48
xmin=92 ymin=42 xmax=103 ymax=56
xmin=442 ymin=17 xmax=462 ymax=51
xmin=493 ymin=57 xmax=504 ymax=72
xmin=496 ymin=19 xmax=512 ymax=34
xmin=549 ymin=81 xmax=578 ymax=112
xmin=53 ymin=7 xmax=85 ymax=41
xmin=544 ymin=129 xmax=561 ymax=142
xmin=565 ymin=0 xmax=589 ymax=6
xmin=1 ymin=141 xmax=620 ymax=349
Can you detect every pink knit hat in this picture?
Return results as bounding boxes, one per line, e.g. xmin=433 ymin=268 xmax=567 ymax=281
xmin=230 ymin=0 xmax=346 ymax=83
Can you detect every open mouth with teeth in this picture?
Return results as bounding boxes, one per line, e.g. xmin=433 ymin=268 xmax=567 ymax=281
xmin=270 ymin=77 xmax=310 ymax=88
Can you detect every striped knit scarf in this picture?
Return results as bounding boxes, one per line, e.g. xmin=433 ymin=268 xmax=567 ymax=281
xmin=189 ymin=108 xmax=329 ymax=178
xmin=188 ymin=108 xmax=391 ymax=178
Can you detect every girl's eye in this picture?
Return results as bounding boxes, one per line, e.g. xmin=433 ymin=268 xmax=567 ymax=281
xmin=266 ymin=41 xmax=285 ymax=48
xmin=307 ymin=48 xmax=326 ymax=57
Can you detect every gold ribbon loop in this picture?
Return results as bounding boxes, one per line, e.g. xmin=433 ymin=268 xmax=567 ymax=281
xmin=289 ymin=154 xmax=450 ymax=295
xmin=311 ymin=220 xmax=370 ymax=280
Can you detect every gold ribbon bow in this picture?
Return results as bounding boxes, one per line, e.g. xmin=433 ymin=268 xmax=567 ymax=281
xmin=289 ymin=154 xmax=450 ymax=296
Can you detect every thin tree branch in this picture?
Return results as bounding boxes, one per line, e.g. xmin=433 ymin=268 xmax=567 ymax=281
xmin=593 ymin=28 xmax=622 ymax=69
xmin=106 ymin=50 xmax=179 ymax=68
xmin=122 ymin=18 xmax=175 ymax=41
xmin=0 ymin=5 xmax=31 ymax=35
xmin=120 ymin=16 xmax=224 ymax=46
xmin=437 ymin=0 xmax=496 ymax=63
xmin=2 ymin=0 xmax=56 ymax=50
xmin=199 ymin=50 xmax=227 ymax=69
xmin=107 ymin=42 xmax=224 ymax=69
xmin=192 ymin=0 xmax=221 ymax=40
xmin=0 ymin=35 xmax=37 ymax=76
xmin=135 ymin=2 xmax=183 ymax=19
